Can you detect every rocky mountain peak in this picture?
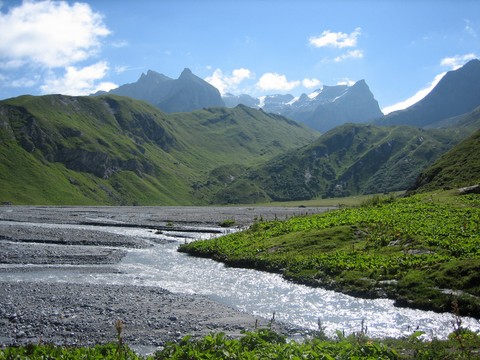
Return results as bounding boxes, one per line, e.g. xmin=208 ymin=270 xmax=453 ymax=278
xmin=225 ymin=80 xmax=382 ymax=132
xmin=179 ymin=68 xmax=194 ymax=79
xmin=139 ymin=70 xmax=171 ymax=84
xmin=96 ymin=68 xmax=224 ymax=113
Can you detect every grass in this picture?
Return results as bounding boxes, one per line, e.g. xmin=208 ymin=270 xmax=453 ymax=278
xmin=411 ymin=128 xmax=480 ymax=193
xmin=0 ymin=95 xmax=317 ymax=205
xmin=179 ymin=191 xmax=480 ymax=317
xmin=254 ymin=191 xmax=405 ymax=208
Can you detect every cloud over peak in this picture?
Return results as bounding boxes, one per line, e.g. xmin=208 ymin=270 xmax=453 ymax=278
xmin=40 ymin=61 xmax=116 ymax=96
xmin=205 ymin=68 xmax=253 ymax=95
xmin=256 ymin=72 xmax=300 ymax=91
xmin=440 ymin=53 xmax=477 ymax=70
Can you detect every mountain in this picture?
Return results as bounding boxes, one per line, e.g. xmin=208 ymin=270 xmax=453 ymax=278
xmin=223 ymin=80 xmax=383 ymax=132
xmin=202 ymin=123 xmax=468 ymax=203
xmin=222 ymin=93 xmax=259 ymax=108
xmin=99 ymin=68 xmax=225 ymax=113
xmin=375 ymin=59 xmax=480 ymax=128
xmin=409 ymin=125 xmax=480 ymax=193
xmin=0 ymin=94 xmax=317 ymax=205
xmin=286 ymin=80 xmax=384 ymax=132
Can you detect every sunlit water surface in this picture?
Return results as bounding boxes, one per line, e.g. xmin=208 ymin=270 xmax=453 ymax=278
xmin=2 ymin=221 xmax=479 ymax=339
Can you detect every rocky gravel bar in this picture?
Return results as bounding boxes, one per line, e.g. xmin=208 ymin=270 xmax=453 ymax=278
xmin=0 ymin=205 xmax=331 ymax=351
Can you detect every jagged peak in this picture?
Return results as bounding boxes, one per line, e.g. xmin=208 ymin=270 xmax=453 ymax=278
xmin=353 ymin=79 xmax=367 ymax=87
xmin=179 ymin=68 xmax=194 ymax=79
xmin=139 ymin=70 xmax=171 ymax=82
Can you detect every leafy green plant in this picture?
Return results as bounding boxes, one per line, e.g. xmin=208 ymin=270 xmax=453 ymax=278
xmin=180 ymin=192 xmax=480 ymax=317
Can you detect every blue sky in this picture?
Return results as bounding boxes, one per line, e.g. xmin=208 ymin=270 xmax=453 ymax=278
xmin=0 ymin=0 xmax=479 ymax=113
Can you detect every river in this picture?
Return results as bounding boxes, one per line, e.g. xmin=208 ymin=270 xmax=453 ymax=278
xmin=1 ymin=216 xmax=479 ymax=340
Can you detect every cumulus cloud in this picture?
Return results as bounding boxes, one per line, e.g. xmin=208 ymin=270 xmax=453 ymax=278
xmin=205 ymin=68 xmax=253 ymax=94
xmin=0 ymin=0 xmax=113 ymax=95
xmin=309 ymin=27 xmax=361 ymax=48
xmin=256 ymin=73 xmax=300 ymax=92
xmin=0 ymin=0 xmax=110 ymax=68
xmin=302 ymin=78 xmax=321 ymax=89
xmin=334 ymin=49 xmax=364 ymax=63
xmin=40 ymin=61 xmax=117 ymax=95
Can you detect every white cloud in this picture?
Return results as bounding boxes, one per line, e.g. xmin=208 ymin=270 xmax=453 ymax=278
xmin=334 ymin=49 xmax=364 ymax=63
xmin=111 ymin=40 xmax=128 ymax=48
xmin=302 ymin=78 xmax=321 ymax=89
xmin=40 ymin=61 xmax=117 ymax=95
xmin=205 ymin=68 xmax=253 ymax=95
xmin=114 ymin=65 xmax=128 ymax=74
xmin=0 ymin=0 xmax=110 ymax=68
xmin=309 ymin=27 xmax=361 ymax=48
xmin=440 ymin=53 xmax=477 ymax=70
xmin=256 ymin=72 xmax=300 ymax=92
xmin=464 ymin=20 xmax=477 ymax=37
xmin=11 ymin=75 xmax=40 ymax=88
xmin=336 ymin=78 xmax=355 ymax=86
xmin=382 ymin=72 xmax=445 ymax=115
xmin=0 ymin=1 xmax=115 ymax=96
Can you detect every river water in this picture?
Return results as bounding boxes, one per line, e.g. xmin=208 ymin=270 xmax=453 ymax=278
xmin=2 ymin=220 xmax=479 ymax=340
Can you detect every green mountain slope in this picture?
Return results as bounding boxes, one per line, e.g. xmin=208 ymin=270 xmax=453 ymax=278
xmin=206 ymin=123 xmax=468 ymax=203
xmin=409 ymin=127 xmax=480 ymax=192
xmin=0 ymin=95 xmax=318 ymax=205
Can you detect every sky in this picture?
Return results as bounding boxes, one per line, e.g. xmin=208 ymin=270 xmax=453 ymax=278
xmin=0 ymin=0 xmax=479 ymax=114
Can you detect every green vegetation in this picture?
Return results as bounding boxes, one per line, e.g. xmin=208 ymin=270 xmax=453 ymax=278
xmin=0 ymin=342 xmax=139 ymax=360
xmin=0 ymin=95 xmax=317 ymax=205
xmin=208 ymin=123 xmax=472 ymax=203
xmin=2 ymin=93 xmax=479 ymax=206
xmin=180 ymin=191 xmax=480 ymax=317
xmin=2 ymin=326 xmax=480 ymax=359
xmin=410 ymin=128 xmax=480 ymax=193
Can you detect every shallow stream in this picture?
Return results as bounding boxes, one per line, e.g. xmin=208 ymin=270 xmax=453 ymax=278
xmin=1 ymin=220 xmax=479 ymax=339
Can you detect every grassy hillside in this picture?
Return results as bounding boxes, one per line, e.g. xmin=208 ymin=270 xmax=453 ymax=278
xmin=204 ymin=123 xmax=468 ymax=203
xmin=180 ymin=191 xmax=480 ymax=318
xmin=410 ymin=128 xmax=480 ymax=192
xmin=0 ymin=95 xmax=317 ymax=205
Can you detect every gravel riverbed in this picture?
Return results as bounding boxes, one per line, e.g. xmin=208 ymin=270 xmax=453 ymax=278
xmin=0 ymin=205 xmax=330 ymax=350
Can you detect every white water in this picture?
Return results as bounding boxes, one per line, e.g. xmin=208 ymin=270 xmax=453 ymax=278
xmin=2 ymin=221 xmax=479 ymax=339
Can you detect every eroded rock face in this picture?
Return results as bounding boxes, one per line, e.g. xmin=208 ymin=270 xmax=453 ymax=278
xmin=0 ymin=99 xmax=164 ymax=179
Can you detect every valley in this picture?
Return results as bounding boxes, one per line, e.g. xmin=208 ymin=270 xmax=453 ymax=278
xmin=2 ymin=60 xmax=480 ymax=206
xmin=0 ymin=57 xmax=480 ymax=358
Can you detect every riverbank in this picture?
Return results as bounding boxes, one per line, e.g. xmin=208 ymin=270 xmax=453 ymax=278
xmin=0 ymin=282 xmax=278 ymax=348
xmin=0 ymin=205 xmax=327 ymax=349
xmin=179 ymin=193 xmax=480 ymax=318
